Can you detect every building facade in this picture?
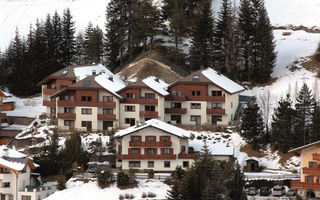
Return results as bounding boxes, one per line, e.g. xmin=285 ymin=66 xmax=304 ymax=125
xmin=115 ymin=119 xmax=199 ymax=171
xmin=290 ymin=141 xmax=320 ymax=199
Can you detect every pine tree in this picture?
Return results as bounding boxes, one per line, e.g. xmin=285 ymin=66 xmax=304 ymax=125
xmin=294 ymin=83 xmax=315 ymax=146
xmin=311 ymin=102 xmax=320 ymax=142
xmin=61 ymin=8 xmax=76 ymax=66
xmin=84 ymin=23 xmax=104 ymax=64
xmin=240 ymin=97 xmax=265 ymax=149
xmin=271 ymin=95 xmax=295 ymax=153
xmin=189 ymin=0 xmax=215 ymax=71
xmin=51 ymin=11 xmax=63 ymax=71
xmin=228 ymin=163 xmax=247 ymax=200
xmin=75 ymin=32 xmax=85 ymax=64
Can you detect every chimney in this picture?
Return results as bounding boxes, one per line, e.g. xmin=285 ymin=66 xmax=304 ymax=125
xmin=108 ymin=76 xmax=113 ymax=82
xmin=155 ymin=78 xmax=159 ymax=82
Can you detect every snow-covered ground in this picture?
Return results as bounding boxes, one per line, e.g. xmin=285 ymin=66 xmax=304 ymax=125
xmin=45 ymin=178 xmax=169 ymax=200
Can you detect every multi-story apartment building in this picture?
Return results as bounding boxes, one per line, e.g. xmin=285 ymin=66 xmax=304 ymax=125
xmin=115 ymin=119 xmax=199 ymax=171
xmin=290 ymin=141 xmax=320 ymax=199
xmin=0 ymin=146 xmax=56 ymax=200
xmin=164 ymin=68 xmax=244 ymax=126
xmin=118 ymin=77 xmax=168 ymax=128
xmin=50 ymin=73 xmax=125 ymax=131
xmin=39 ymin=63 xmax=245 ymax=131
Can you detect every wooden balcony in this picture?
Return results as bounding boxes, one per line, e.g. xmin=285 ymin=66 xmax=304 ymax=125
xmin=313 ymin=153 xmax=320 ymax=160
xmin=139 ymin=111 xmax=158 ymax=118
xmin=43 ymin=88 xmax=58 ymax=95
xmin=57 ymin=113 xmax=76 ymax=119
xmin=206 ymin=96 xmax=225 ymax=102
xmin=98 ymin=114 xmax=116 ymax=120
xmin=129 ymin=141 xmax=172 ymax=147
xmin=302 ymin=167 xmax=320 ymax=175
xmin=206 ymin=108 xmax=225 ymax=115
xmin=96 ymin=102 xmax=116 ymax=107
xmin=291 ymin=180 xmax=320 ymax=190
xmin=121 ymin=98 xmax=158 ymax=105
xmin=165 ymin=95 xmax=187 ymax=101
xmin=165 ymin=108 xmax=187 ymax=114
xmin=43 ymin=100 xmax=56 ymax=107
xmin=57 ymin=100 xmax=76 ymax=106
xmin=178 ymin=153 xmax=200 ymax=159
xmin=0 ymin=113 xmax=6 ymax=119
xmin=116 ymin=154 xmax=176 ymax=160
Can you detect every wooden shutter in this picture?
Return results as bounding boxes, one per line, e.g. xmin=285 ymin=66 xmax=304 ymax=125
xmin=138 ymin=148 xmax=141 ymax=155
xmin=170 ymin=148 xmax=173 ymax=155
xmin=145 ymin=136 xmax=148 ymax=142
xmin=153 ymin=136 xmax=156 ymax=142
xmin=130 ymin=136 xmax=134 ymax=142
xmin=168 ymin=136 xmax=171 ymax=142
xmin=139 ymin=136 xmax=142 ymax=142
xmin=161 ymin=148 xmax=164 ymax=155
xmin=128 ymin=148 xmax=132 ymax=155
xmin=153 ymin=148 xmax=157 ymax=155
xmin=160 ymin=136 xmax=163 ymax=142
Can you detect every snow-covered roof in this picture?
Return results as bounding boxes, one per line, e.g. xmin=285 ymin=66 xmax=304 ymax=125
xmin=0 ymin=146 xmax=31 ymax=171
xmin=142 ymin=77 xmax=169 ymax=96
xmin=289 ymin=140 xmax=320 ymax=153
xmin=115 ymin=119 xmax=192 ymax=138
xmin=73 ymin=64 xmax=113 ymax=80
xmin=201 ymin=68 xmax=245 ymax=94
xmin=94 ymin=73 xmax=126 ymax=98
xmin=245 ymin=157 xmax=261 ymax=162
xmin=211 ymin=144 xmax=234 ymax=156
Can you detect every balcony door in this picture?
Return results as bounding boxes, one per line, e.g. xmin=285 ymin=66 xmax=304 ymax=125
xmin=103 ymin=121 xmax=113 ymax=130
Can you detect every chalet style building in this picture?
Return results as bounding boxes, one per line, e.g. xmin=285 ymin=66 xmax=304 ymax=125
xmin=0 ymin=146 xmax=56 ymax=200
xmin=115 ymin=119 xmax=199 ymax=171
xmin=38 ymin=64 xmax=245 ymax=131
xmin=289 ymin=141 xmax=320 ymax=199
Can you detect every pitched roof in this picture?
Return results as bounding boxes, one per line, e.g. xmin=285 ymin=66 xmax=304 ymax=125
xmin=171 ymin=68 xmax=245 ymax=94
xmin=120 ymin=77 xmax=169 ymax=96
xmin=289 ymin=140 xmax=320 ymax=153
xmin=0 ymin=146 xmax=35 ymax=171
xmin=115 ymin=119 xmax=192 ymax=138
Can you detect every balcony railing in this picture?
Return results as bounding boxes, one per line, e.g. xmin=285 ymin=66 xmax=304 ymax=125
xmin=0 ymin=113 xmax=6 ymax=119
xmin=206 ymin=108 xmax=225 ymax=115
xmin=313 ymin=153 xmax=320 ymax=160
xmin=302 ymin=167 xmax=320 ymax=175
xmin=57 ymin=100 xmax=76 ymax=106
xmin=116 ymin=154 xmax=176 ymax=160
xmin=121 ymin=98 xmax=158 ymax=104
xmin=139 ymin=111 xmax=158 ymax=117
xmin=206 ymin=96 xmax=225 ymax=102
xmin=43 ymin=88 xmax=58 ymax=95
xmin=165 ymin=95 xmax=187 ymax=101
xmin=57 ymin=113 xmax=76 ymax=119
xmin=58 ymin=100 xmax=116 ymax=107
xmin=129 ymin=141 xmax=172 ymax=147
xmin=43 ymin=100 xmax=56 ymax=107
xmin=178 ymin=153 xmax=200 ymax=159
xmin=97 ymin=114 xmax=116 ymax=120
xmin=291 ymin=180 xmax=320 ymax=190
xmin=96 ymin=102 xmax=116 ymax=107
xmin=165 ymin=108 xmax=187 ymax=114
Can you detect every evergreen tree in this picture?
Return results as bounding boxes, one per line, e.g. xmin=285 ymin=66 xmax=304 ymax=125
xmin=51 ymin=11 xmax=63 ymax=71
xmin=189 ymin=0 xmax=215 ymax=71
xmin=227 ymin=163 xmax=247 ymax=200
xmin=311 ymin=102 xmax=320 ymax=142
xmin=240 ymin=97 xmax=265 ymax=149
xmin=75 ymin=32 xmax=85 ymax=64
xmin=271 ymin=95 xmax=295 ymax=153
xmin=84 ymin=23 xmax=104 ymax=64
xmin=294 ymin=83 xmax=315 ymax=146
xmin=61 ymin=8 xmax=76 ymax=66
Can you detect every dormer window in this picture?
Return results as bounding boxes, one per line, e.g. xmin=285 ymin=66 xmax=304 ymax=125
xmin=125 ymin=93 xmax=135 ymax=99
xmin=61 ymin=70 xmax=68 ymax=77
xmin=193 ymin=75 xmax=200 ymax=81
xmin=92 ymin=70 xmax=96 ymax=75
xmin=83 ymin=80 xmax=91 ymax=87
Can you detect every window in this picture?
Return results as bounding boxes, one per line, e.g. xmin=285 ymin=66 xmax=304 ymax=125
xmin=83 ymin=80 xmax=91 ymax=87
xmin=145 ymin=93 xmax=155 ymax=99
xmin=212 ymin=103 xmax=222 ymax=109
xmin=103 ymin=96 xmax=113 ymax=102
xmin=191 ymin=103 xmax=201 ymax=109
xmin=103 ymin=108 xmax=113 ymax=114
xmin=163 ymin=148 xmax=170 ymax=155
xmin=81 ymin=108 xmax=92 ymax=115
xmin=145 ymin=105 xmax=155 ymax=111
xmin=191 ymin=115 xmax=201 ymax=122
xmin=50 ymin=108 xmax=56 ymax=114
xmin=162 ymin=136 xmax=169 ymax=142
xmin=171 ymin=102 xmax=181 ymax=108
xmin=81 ymin=96 xmax=92 ymax=101
xmin=306 ymin=176 xmax=313 ymax=183
xmin=148 ymin=161 xmax=154 ymax=168
xmin=125 ymin=93 xmax=135 ymax=98
xmin=147 ymin=148 xmax=155 ymax=155
xmin=92 ymin=70 xmax=96 ymax=75
xmin=193 ymin=75 xmax=200 ymax=81
xmin=181 ymin=146 xmax=186 ymax=154
xmin=171 ymin=90 xmax=182 ymax=96
xmin=129 ymin=161 xmax=140 ymax=167
xmin=81 ymin=121 xmax=92 ymax=129
xmin=125 ymin=118 xmax=135 ymax=126
xmin=191 ymin=91 xmax=201 ymax=96
xmin=183 ymin=161 xmax=189 ymax=168
xmin=21 ymin=196 xmax=31 ymax=200
xmin=64 ymin=120 xmax=74 ymax=128
xmin=171 ymin=115 xmax=181 ymax=123
xmin=164 ymin=161 xmax=170 ymax=168
xmin=309 ymin=162 xmax=317 ymax=168
xmin=64 ymin=107 xmax=74 ymax=113
xmin=64 ymin=95 xmax=74 ymax=101
xmin=0 ymin=168 xmax=9 ymax=174
xmin=212 ymin=90 xmax=222 ymax=96
xmin=231 ymin=102 xmax=233 ymax=108
xmin=125 ymin=106 xmax=135 ymax=112
xmin=131 ymin=148 xmax=139 ymax=155
xmin=3 ymin=182 xmax=10 ymax=187
xmin=132 ymin=136 xmax=140 ymax=142
xmin=147 ymin=136 xmax=155 ymax=142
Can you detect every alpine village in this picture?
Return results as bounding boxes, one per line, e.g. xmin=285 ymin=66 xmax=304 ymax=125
xmin=1 ymin=0 xmax=320 ymax=199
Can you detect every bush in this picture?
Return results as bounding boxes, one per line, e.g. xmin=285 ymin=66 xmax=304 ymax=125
xmin=147 ymin=192 xmax=157 ymax=198
xmin=128 ymin=169 xmax=136 ymax=184
xmin=129 ymin=194 xmax=135 ymax=199
xmin=96 ymin=169 xmax=113 ymax=188
xmin=119 ymin=194 xmax=124 ymax=200
xmin=141 ymin=192 xmax=147 ymax=198
xmin=57 ymin=175 xmax=66 ymax=190
xmin=117 ymin=171 xmax=130 ymax=186
xmin=124 ymin=193 xmax=130 ymax=199
xmin=148 ymin=169 xmax=154 ymax=179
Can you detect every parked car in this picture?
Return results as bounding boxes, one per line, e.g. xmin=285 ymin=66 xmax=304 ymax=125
xmin=248 ymin=187 xmax=258 ymax=196
xmin=286 ymin=188 xmax=296 ymax=196
xmin=272 ymin=185 xmax=286 ymax=196
xmin=260 ymin=187 xmax=271 ymax=196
